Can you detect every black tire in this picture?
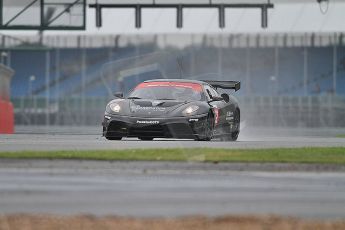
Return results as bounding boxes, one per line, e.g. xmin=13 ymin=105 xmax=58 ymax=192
xmin=196 ymin=113 xmax=214 ymax=141
xmin=103 ymin=127 xmax=122 ymax=140
xmin=105 ymin=136 xmax=122 ymax=140
xmin=230 ymin=130 xmax=239 ymax=141
xmin=230 ymin=109 xmax=240 ymax=141
xmin=139 ymin=137 xmax=154 ymax=141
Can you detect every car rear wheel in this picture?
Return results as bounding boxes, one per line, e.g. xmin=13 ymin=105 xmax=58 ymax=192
xmin=139 ymin=137 xmax=154 ymax=141
xmin=230 ymin=130 xmax=239 ymax=141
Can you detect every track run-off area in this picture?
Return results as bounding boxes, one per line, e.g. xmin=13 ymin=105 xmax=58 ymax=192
xmin=1 ymin=126 xmax=345 ymax=219
xmin=1 ymin=126 xmax=345 ymax=152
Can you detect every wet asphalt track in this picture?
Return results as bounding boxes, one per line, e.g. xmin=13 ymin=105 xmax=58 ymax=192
xmin=1 ymin=126 xmax=345 ymax=152
xmin=0 ymin=160 xmax=345 ymax=219
xmin=1 ymin=134 xmax=345 ymax=152
xmin=1 ymin=127 xmax=345 ymax=218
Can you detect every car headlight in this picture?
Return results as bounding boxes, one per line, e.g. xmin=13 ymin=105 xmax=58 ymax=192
xmin=109 ymin=103 xmax=121 ymax=113
xmin=183 ymin=105 xmax=199 ymax=116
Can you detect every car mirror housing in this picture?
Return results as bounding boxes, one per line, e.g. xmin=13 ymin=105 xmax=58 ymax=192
xmin=114 ymin=92 xmax=124 ymax=98
xmin=221 ymin=93 xmax=230 ymax=103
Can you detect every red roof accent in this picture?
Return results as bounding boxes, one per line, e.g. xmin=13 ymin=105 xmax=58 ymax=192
xmin=135 ymin=81 xmax=203 ymax=92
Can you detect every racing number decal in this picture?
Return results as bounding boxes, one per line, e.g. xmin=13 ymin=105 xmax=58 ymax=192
xmin=226 ymin=111 xmax=234 ymax=121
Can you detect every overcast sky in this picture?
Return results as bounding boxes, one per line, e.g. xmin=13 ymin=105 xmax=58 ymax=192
xmin=2 ymin=1 xmax=345 ymax=35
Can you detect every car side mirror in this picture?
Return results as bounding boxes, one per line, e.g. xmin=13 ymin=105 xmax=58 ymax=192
xmin=221 ymin=93 xmax=230 ymax=103
xmin=208 ymin=96 xmax=223 ymax=102
xmin=114 ymin=92 xmax=124 ymax=98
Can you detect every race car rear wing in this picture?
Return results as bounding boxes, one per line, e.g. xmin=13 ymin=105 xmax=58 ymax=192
xmin=203 ymin=80 xmax=241 ymax=92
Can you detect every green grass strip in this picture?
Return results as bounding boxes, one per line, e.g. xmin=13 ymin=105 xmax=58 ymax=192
xmin=336 ymin=134 xmax=345 ymax=138
xmin=0 ymin=147 xmax=345 ymax=164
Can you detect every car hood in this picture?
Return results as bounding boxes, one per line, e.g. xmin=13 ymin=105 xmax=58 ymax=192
xmin=128 ymin=99 xmax=188 ymax=117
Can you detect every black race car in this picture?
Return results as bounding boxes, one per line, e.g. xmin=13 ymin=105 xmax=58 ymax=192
xmin=102 ymin=79 xmax=240 ymax=141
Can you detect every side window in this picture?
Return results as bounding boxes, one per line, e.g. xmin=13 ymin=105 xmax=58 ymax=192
xmin=205 ymin=85 xmax=220 ymax=99
xmin=204 ymin=85 xmax=213 ymax=100
xmin=210 ymin=87 xmax=220 ymax=98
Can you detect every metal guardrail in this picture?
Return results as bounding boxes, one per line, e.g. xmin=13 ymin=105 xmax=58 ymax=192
xmin=1 ymin=33 xmax=344 ymax=49
xmin=13 ymin=97 xmax=108 ymax=126
xmin=240 ymin=96 xmax=345 ymax=127
xmin=12 ymin=95 xmax=345 ymax=127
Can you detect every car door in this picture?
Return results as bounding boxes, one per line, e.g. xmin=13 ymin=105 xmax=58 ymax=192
xmin=204 ymin=85 xmax=232 ymax=128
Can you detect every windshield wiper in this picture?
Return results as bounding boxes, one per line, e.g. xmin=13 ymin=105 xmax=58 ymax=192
xmin=127 ymin=96 xmax=142 ymax=99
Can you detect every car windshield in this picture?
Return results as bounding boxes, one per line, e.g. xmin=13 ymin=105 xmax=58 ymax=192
xmin=128 ymin=82 xmax=204 ymax=101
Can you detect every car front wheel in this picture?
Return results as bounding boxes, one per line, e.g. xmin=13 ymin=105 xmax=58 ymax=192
xmin=195 ymin=113 xmax=214 ymax=141
xmin=105 ymin=136 xmax=122 ymax=140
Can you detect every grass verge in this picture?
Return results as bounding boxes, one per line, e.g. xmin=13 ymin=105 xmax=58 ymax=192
xmin=1 ymin=214 xmax=344 ymax=230
xmin=0 ymin=147 xmax=345 ymax=164
xmin=336 ymin=134 xmax=345 ymax=138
